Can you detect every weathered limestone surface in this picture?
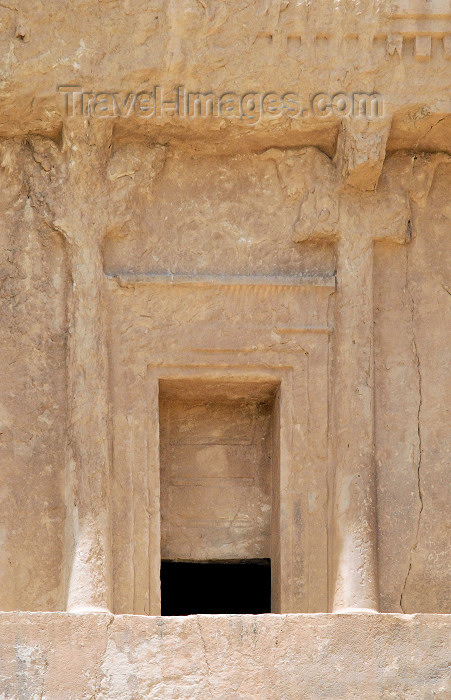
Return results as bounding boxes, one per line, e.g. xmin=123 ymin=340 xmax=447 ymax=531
xmin=0 ymin=8 xmax=450 ymax=697
xmin=0 ymin=612 xmax=449 ymax=699
xmin=1 ymin=143 xmax=450 ymax=614
xmin=0 ymin=0 xmax=450 ymax=694
xmin=109 ymin=280 xmax=334 ymax=615
xmin=0 ymin=0 xmax=450 ymax=149
xmin=375 ymin=159 xmax=451 ymax=614
xmin=0 ymin=141 xmax=67 ymax=612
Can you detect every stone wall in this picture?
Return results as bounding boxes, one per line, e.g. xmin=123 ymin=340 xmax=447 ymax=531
xmin=375 ymin=160 xmax=451 ymax=613
xmin=0 ymin=0 xmax=449 ymax=635
xmin=0 ymin=1 xmax=450 ymax=696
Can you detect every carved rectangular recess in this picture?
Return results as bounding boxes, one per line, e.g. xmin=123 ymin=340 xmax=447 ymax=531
xmin=159 ymin=378 xmax=279 ymax=571
xmin=108 ymin=274 xmax=333 ymax=615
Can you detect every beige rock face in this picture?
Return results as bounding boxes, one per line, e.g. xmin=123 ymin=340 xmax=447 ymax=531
xmin=0 ymin=0 xmax=450 ymax=694
xmin=0 ymin=613 xmax=449 ymax=699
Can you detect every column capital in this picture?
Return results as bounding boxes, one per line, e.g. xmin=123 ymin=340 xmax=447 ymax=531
xmin=26 ymin=120 xmax=166 ymax=247
xmin=275 ymin=147 xmax=449 ymax=247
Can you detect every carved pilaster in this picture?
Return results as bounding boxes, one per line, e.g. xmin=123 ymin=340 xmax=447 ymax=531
xmin=332 ymin=230 xmax=379 ymax=611
xmin=32 ymin=121 xmax=115 ymax=611
xmin=283 ymin=145 xmax=442 ymax=611
xmin=65 ymin=238 xmax=111 ymax=611
xmin=26 ymin=120 xmax=166 ymax=611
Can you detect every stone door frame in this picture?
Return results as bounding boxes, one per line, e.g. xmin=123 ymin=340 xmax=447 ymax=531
xmin=108 ymin=276 xmax=333 ymax=614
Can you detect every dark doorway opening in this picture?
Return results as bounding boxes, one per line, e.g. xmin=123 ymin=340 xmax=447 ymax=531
xmin=161 ymin=559 xmax=271 ymax=615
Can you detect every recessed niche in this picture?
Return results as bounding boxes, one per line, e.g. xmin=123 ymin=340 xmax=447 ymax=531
xmin=159 ymin=378 xmax=280 ymax=612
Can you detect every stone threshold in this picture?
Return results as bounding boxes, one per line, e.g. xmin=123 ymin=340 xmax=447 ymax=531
xmin=0 ymin=612 xmax=449 ymax=698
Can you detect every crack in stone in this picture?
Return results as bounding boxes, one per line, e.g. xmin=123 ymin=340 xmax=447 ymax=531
xmin=92 ymin=613 xmax=114 ymax=699
xmin=400 ymin=244 xmax=424 ymax=613
xmin=196 ymin=616 xmax=214 ymax=699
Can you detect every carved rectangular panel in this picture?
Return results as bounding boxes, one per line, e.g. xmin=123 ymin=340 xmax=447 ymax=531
xmin=160 ymin=386 xmax=274 ymax=562
xmin=108 ymin=274 xmax=334 ymax=614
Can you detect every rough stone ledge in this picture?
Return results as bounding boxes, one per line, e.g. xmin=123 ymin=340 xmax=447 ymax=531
xmin=0 ymin=612 xmax=449 ymax=699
